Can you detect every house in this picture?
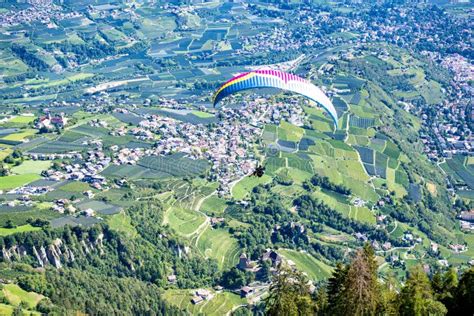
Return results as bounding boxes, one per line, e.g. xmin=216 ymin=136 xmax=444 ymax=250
xmin=238 ymin=253 xmax=251 ymax=270
xmin=196 ymin=289 xmax=211 ymax=299
xmin=382 ymin=242 xmax=392 ymax=251
xmin=262 ymin=250 xmax=282 ymax=267
xmin=241 ymin=286 xmax=254 ymax=298
xmin=210 ymin=217 xmax=225 ymax=226
xmin=37 ymin=113 xmax=68 ymax=129
xmin=167 ymin=275 xmax=176 ymax=283
xmin=83 ymin=209 xmax=95 ymax=217
xmin=191 ymin=296 xmax=203 ymax=305
xmin=84 ymin=190 xmax=94 ymax=199
xmin=459 ymin=210 xmax=474 ymax=222
xmin=354 ymin=232 xmax=368 ymax=242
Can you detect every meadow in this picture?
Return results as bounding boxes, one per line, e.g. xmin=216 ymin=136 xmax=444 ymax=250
xmin=231 ymin=175 xmax=272 ymax=200
xmin=11 ymin=160 xmax=51 ymax=175
xmin=1 ymin=284 xmax=44 ymax=309
xmin=200 ymin=196 xmax=228 ymax=215
xmin=278 ymin=249 xmax=333 ymax=281
xmin=196 ymin=228 xmax=240 ymax=270
xmin=0 ymin=174 xmax=40 ymax=190
xmin=0 ymin=224 xmax=41 ymax=236
xmin=165 ymin=206 xmax=206 ymax=237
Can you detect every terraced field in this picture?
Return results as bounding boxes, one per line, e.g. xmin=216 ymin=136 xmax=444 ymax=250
xmin=163 ymin=290 xmax=245 ymax=316
xmin=165 ymin=206 xmax=207 ymax=236
xmin=196 ymin=228 xmax=240 ymax=269
xmin=200 ymin=196 xmax=228 ymax=215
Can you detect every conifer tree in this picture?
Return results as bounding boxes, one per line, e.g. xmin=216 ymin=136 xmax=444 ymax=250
xmin=265 ymin=264 xmax=317 ymax=316
xmin=398 ymin=265 xmax=447 ymax=316
xmin=451 ymin=267 xmax=474 ymax=315
xmin=342 ymin=245 xmax=380 ymax=316
xmin=325 ymin=263 xmax=348 ymax=316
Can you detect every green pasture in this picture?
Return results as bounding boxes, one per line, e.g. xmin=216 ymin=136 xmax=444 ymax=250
xmin=0 ymin=174 xmax=41 ymax=190
xmin=196 ymin=228 xmax=240 ymax=270
xmin=0 ymin=225 xmax=41 ymax=236
xmin=59 ymin=181 xmax=90 ymax=192
xmin=165 ymin=206 xmax=206 ymax=236
xmin=106 ymin=211 xmax=137 ymax=238
xmin=191 ymin=110 xmax=214 ymax=118
xmin=2 ymin=284 xmax=44 ymax=309
xmin=278 ymin=249 xmax=333 ymax=281
xmin=11 ymin=160 xmax=51 ymax=175
xmin=278 ymin=121 xmax=304 ymax=142
xmin=200 ymin=196 xmax=227 ymax=215
xmin=0 ymin=304 xmax=40 ymax=316
xmin=231 ymin=175 xmax=272 ymax=200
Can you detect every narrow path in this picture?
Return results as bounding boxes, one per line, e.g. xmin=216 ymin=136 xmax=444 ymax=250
xmin=388 ymin=221 xmax=398 ymax=234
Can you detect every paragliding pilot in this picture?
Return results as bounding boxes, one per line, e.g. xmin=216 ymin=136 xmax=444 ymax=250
xmin=251 ymin=163 xmax=266 ymax=177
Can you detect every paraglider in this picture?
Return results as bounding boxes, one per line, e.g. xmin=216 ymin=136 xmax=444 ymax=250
xmin=212 ymin=69 xmax=338 ymax=129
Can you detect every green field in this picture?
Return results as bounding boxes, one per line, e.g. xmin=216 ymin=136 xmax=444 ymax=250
xmin=278 ymin=249 xmax=333 ymax=281
xmin=106 ymin=211 xmax=137 ymax=238
xmin=162 ymin=289 xmax=245 ymax=316
xmin=59 ymin=181 xmax=91 ymax=192
xmin=11 ymin=160 xmax=51 ymax=175
xmin=196 ymin=228 xmax=240 ymax=270
xmin=278 ymin=121 xmax=304 ymax=142
xmin=2 ymin=129 xmax=37 ymax=141
xmin=0 ymin=304 xmax=40 ymax=316
xmin=2 ymin=284 xmax=44 ymax=309
xmin=231 ymin=175 xmax=272 ymax=200
xmin=0 ymin=224 xmax=41 ymax=236
xmin=0 ymin=174 xmax=41 ymax=190
xmin=349 ymin=206 xmax=376 ymax=225
xmin=6 ymin=115 xmax=35 ymax=124
xmin=200 ymin=196 xmax=228 ymax=215
xmin=191 ymin=110 xmax=214 ymax=118
xmin=165 ymin=206 xmax=206 ymax=236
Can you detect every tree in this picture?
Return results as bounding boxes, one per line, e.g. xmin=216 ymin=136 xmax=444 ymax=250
xmin=327 ymin=245 xmax=380 ymax=316
xmin=451 ymin=267 xmax=474 ymax=315
xmin=220 ymin=267 xmax=246 ymax=290
xmin=432 ymin=268 xmax=458 ymax=311
xmin=0 ymin=164 xmax=9 ymax=176
xmin=325 ymin=263 xmax=348 ymax=315
xmin=265 ymin=264 xmax=317 ymax=316
xmin=4 ymin=220 xmax=16 ymax=229
xmin=398 ymin=265 xmax=447 ymax=316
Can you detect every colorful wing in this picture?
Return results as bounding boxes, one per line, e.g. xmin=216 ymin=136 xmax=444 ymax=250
xmin=212 ymin=69 xmax=338 ymax=129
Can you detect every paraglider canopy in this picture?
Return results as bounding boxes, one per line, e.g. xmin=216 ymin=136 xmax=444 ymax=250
xmin=212 ymin=69 xmax=338 ymax=129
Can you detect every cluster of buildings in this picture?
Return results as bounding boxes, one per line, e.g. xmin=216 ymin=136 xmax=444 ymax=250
xmin=36 ymin=113 xmax=68 ymax=130
xmin=0 ymin=0 xmax=81 ymax=28
xmin=459 ymin=210 xmax=474 ymax=232
xmin=111 ymin=97 xmax=307 ymax=195
xmin=42 ymin=150 xmax=110 ymax=190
